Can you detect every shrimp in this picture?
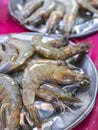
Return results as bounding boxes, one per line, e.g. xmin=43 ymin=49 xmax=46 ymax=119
xmin=0 ymin=73 xmax=22 ymax=130
xmin=22 ymin=60 xmax=90 ymax=128
xmin=57 ymin=0 xmax=79 ymax=38
xmin=33 ymin=37 xmax=90 ymax=60
xmin=21 ymin=0 xmax=56 ymax=25
xmin=78 ymin=0 xmax=98 ymax=14
xmin=10 ymin=59 xmax=65 ymax=87
xmin=46 ymin=1 xmax=65 ymax=34
xmin=0 ymin=38 xmax=35 ymax=73
xmin=0 ymin=43 xmax=18 ymax=73
xmin=21 ymin=0 xmax=44 ymax=18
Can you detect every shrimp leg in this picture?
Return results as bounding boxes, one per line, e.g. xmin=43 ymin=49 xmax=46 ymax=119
xmin=20 ymin=107 xmax=34 ymax=129
xmin=36 ymin=91 xmax=66 ymax=113
xmin=22 ymin=0 xmax=56 ymax=25
xmin=46 ymin=1 xmax=65 ymax=34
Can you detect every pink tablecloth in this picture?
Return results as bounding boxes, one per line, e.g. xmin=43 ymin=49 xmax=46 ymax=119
xmin=0 ymin=1 xmax=98 ymax=130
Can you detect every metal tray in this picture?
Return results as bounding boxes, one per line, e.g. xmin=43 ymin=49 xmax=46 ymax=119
xmin=9 ymin=0 xmax=98 ymax=38
xmin=0 ymin=32 xmax=97 ymax=130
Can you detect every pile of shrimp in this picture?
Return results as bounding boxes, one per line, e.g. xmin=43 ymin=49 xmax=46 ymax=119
xmin=20 ymin=0 xmax=98 ymax=38
xmin=0 ymin=35 xmax=91 ymax=130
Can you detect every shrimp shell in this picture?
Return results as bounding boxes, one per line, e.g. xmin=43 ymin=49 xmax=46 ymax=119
xmin=0 ymin=38 xmax=35 ymax=73
xmin=0 ymin=73 xmax=22 ymax=130
xmin=46 ymin=1 xmax=65 ymax=34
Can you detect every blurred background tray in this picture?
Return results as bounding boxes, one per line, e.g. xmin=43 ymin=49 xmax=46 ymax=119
xmin=9 ymin=0 xmax=98 ymax=38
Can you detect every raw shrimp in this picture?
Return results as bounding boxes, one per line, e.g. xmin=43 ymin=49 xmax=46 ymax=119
xmin=21 ymin=0 xmax=44 ymax=18
xmin=0 ymin=43 xmax=18 ymax=73
xmin=9 ymin=59 xmax=65 ymax=85
xmin=22 ymin=60 xmax=90 ymax=128
xmin=21 ymin=0 xmax=56 ymax=25
xmin=0 ymin=38 xmax=35 ymax=73
xmin=0 ymin=73 xmax=22 ymax=130
xmin=57 ymin=0 xmax=79 ymax=38
xmin=33 ymin=37 xmax=90 ymax=60
xmin=46 ymin=1 xmax=65 ymax=34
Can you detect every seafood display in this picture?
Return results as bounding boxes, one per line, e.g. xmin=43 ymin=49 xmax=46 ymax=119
xmin=0 ymin=33 xmax=97 ymax=130
xmin=9 ymin=0 xmax=98 ymax=38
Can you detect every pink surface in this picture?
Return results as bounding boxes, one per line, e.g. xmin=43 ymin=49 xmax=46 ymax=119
xmin=0 ymin=1 xmax=98 ymax=130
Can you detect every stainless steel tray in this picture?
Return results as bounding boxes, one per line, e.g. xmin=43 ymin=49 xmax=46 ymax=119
xmin=0 ymin=32 xmax=97 ymax=130
xmin=9 ymin=0 xmax=98 ymax=38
